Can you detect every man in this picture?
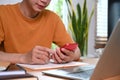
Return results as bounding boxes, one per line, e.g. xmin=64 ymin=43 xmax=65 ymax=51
xmin=0 ymin=0 xmax=80 ymax=64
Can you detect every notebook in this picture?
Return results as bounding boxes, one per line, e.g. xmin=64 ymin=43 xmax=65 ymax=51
xmin=0 ymin=66 xmax=6 ymax=71
xmin=0 ymin=61 xmax=10 ymax=71
xmin=42 ymin=19 xmax=120 ymax=80
xmin=0 ymin=64 xmax=38 ymax=80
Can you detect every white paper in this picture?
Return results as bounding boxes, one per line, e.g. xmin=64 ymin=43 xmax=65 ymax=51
xmin=0 ymin=70 xmax=25 ymax=76
xmin=17 ymin=61 xmax=89 ymax=70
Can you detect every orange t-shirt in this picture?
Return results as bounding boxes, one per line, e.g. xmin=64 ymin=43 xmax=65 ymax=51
xmin=0 ymin=3 xmax=73 ymax=53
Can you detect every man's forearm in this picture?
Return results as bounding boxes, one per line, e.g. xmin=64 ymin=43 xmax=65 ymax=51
xmin=0 ymin=51 xmax=24 ymax=63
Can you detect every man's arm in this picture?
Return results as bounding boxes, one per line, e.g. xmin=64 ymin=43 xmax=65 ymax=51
xmin=0 ymin=51 xmax=23 ymax=63
xmin=0 ymin=46 xmax=55 ymax=64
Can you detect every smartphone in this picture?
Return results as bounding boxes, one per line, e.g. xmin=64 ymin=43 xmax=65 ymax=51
xmin=60 ymin=43 xmax=78 ymax=51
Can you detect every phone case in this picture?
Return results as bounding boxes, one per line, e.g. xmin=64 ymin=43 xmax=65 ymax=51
xmin=60 ymin=43 xmax=78 ymax=51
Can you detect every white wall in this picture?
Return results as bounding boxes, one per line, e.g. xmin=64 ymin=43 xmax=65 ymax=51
xmin=87 ymin=0 xmax=96 ymax=57
xmin=0 ymin=0 xmax=22 ymax=4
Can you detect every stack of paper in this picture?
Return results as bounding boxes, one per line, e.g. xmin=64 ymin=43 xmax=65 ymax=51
xmin=18 ymin=61 xmax=89 ymax=70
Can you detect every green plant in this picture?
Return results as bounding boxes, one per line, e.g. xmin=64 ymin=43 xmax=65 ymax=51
xmin=66 ymin=0 xmax=94 ymax=56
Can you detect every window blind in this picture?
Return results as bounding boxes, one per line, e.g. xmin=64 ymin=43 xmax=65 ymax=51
xmin=95 ymin=0 xmax=108 ymax=48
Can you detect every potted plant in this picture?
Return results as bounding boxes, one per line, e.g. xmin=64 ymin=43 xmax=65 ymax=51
xmin=66 ymin=0 xmax=94 ymax=56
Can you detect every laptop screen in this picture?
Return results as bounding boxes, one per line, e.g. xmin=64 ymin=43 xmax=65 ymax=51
xmin=91 ymin=19 xmax=120 ymax=80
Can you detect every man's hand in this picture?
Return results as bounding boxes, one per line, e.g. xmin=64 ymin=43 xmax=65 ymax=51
xmin=21 ymin=46 xmax=55 ymax=64
xmin=51 ymin=47 xmax=81 ymax=64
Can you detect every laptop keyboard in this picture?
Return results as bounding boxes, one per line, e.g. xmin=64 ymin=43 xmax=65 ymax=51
xmin=42 ymin=65 xmax=95 ymax=80
xmin=65 ymin=65 xmax=95 ymax=80
xmin=68 ymin=69 xmax=94 ymax=79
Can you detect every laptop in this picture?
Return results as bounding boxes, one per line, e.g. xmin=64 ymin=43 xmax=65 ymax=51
xmin=42 ymin=19 xmax=120 ymax=80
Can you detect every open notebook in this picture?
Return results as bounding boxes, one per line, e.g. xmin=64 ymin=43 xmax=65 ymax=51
xmin=42 ymin=19 xmax=120 ymax=80
xmin=0 ymin=62 xmax=10 ymax=71
xmin=0 ymin=66 xmax=6 ymax=71
xmin=18 ymin=61 xmax=89 ymax=70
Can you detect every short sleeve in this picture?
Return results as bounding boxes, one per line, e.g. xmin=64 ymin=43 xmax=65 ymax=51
xmin=0 ymin=14 xmax=4 ymax=43
xmin=53 ymin=16 xmax=74 ymax=47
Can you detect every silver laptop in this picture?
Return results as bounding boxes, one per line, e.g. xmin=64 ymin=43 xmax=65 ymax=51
xmin=42 ymin=19 xmax=120 ymax=80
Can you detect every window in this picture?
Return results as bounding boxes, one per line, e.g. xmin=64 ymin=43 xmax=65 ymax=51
xmin=47 ymin=0 xmax=63 ymax=18
xmin=95 ymin=0 xmax=108 ymax=48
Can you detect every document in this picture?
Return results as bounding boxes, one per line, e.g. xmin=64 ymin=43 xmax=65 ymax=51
xmin=18 ymin=61 xmax=89 ymax=70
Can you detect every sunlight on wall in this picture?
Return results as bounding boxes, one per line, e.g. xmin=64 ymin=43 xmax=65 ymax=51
xmin=47 ymin=0 xmax=68 ymax=30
